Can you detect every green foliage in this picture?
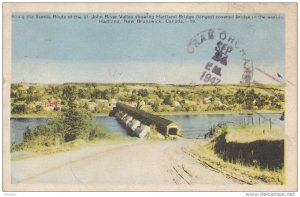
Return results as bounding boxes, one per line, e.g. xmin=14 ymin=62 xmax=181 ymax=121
xmin=151 ymin=99 xmax=161 ymax=112
xmin=10 ymin=83 xmax=285 ymax=116
xmin=206 ymin=101 xmax=227 ymax=111
xmin=95 ymin=102 xmax=110 ymax=113
xmin=160 ymin=104 xmax=173 ymax=112
xmin=11 ymin=103 xmax=28 ymax=113
xmin=63 ymin=107 xmax=92 ymax=141
xmin=137 ymin=89 xmax=149 ymax=97
xmin=78 ymin=88 xmax=89 ymax=99
xmin=110 ymin=87 xmax=119 ymax=97
xmin=12 ymin=85 xmax=113 ymax=151
xmin=62 ymin=85 xmax=77 ymax=107
xmin=35 ymin=104 xmax=43 ymax=113
xmin=136 ymin=98 xmax=145 ymax=110
xmin=163 ymin=95 xmax=174 ymax=106
xmin=114 ymin=110 xmax=125 ymax=119
xmin=145 ymin=124 xmax=165 ymax=140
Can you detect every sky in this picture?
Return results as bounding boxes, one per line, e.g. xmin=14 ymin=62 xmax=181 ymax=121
xmin=12 ymin=13 xmax=285 ymax=84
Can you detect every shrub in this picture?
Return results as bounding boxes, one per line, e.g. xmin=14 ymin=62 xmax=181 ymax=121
xmin=11 ymin=85 xmax=113 ymax=151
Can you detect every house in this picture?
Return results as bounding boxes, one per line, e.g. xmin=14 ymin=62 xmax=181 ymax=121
xmin=195 ymin=99 xmax=203 ymax=107
xmin=265 ymin=100 xmax=272 ymax=107
xmin=127 ymin=99 xmax=137 ymax=107
xmin=204 ymin=97 xmax=212 ymax=104
xmin=174 ymin=101 xmax=181 ymax=107
xmin=47 ymin=84 xmax=54 ymax=90
xmin=109 ymin=99 xmax=118 ymax=109
xmin=43 ymin=99 xmax=61 ymax=111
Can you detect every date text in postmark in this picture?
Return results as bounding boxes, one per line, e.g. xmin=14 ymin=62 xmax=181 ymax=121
xmin=187 ymin=28 xmax=254 ymax=85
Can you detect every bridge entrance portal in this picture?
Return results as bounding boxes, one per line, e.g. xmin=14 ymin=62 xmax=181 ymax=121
xmin=168 ymin=128 xmax=179 ymax=135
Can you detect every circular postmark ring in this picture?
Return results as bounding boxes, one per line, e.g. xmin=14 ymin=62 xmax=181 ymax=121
xmin=187 ymin=28 xmax=254 ymax=85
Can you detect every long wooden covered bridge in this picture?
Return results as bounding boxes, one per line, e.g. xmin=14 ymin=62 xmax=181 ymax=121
xmin=110 ymin=102 xmax=181 ymax=137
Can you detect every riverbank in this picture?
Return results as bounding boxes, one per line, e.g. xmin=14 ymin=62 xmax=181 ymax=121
xmin=10 ymin=112 xmax=109 ymax=118
xmin=153 ymin=110 xmax=283 ymax=116
xmin=11 ymin=110 xmax=283 ymax=118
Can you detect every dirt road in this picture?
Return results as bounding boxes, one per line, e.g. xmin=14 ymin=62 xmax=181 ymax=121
xmin=11 ymin=139 xmax=242 ymax=185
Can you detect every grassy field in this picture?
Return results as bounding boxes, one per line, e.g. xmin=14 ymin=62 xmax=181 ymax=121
xmin=226 ymin=124 xmax=284 ymax=143
xmin=11 ymin=136 xmax=136 ymax=161
xmin=192 ymin=142 xmax=285 ymax=184
xmin=192 ymin=124 xmax=285 ymax=184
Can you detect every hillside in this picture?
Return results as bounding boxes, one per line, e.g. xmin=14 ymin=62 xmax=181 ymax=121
xmin=11 ymin=83 xmax=285 ymax=116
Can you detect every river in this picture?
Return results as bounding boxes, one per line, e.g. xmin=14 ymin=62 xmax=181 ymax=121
xmin=10 ymin=113 xmax=283 ymax=145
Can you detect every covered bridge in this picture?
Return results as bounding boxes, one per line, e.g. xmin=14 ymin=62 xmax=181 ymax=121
xmin=111 ymin=102 xmax=181 ymax=137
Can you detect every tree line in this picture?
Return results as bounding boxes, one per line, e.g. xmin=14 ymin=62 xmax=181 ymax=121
xmin=11 ymin=83 xmax=285 ymax=115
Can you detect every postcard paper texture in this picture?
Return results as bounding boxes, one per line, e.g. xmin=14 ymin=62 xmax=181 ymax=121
xmin=3 ymin=3 xmax=297 ymax=191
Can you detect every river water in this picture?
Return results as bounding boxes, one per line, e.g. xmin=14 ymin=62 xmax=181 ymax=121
xmin=10 ymin=113 xmax=283 ymax=144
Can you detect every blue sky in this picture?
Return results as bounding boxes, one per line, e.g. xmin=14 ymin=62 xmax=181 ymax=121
xmin=12 ymin=13 xmax=285 ymax=84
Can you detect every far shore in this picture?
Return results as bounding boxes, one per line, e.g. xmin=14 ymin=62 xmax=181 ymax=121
xmin=152 ymin=110 xmax=283 ymax=116
xmin=11 ymin=110 xmax=283 ymax=118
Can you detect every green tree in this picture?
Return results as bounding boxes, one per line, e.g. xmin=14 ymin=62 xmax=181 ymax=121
xmin=130 ymin=94 xmax=138 ymax=101
xmin=163 ymin=95 xmax=174 ymax=106
xmin=253 ymin=93 xmax=263 ymax=109
xmin=91 ymin=89 xmax=102 ymax=99
xmin=35 ymin=104 xmax=43 ymax=113
xmin=123 ymin=85 xmax=130 ymax=96
xmin=155 ymin=90 xmax=164 ymax=99
xmin=62 ymin=85 xmax=77 ymax=107
xmin=63 ymin=106 xmax=92 ymax=141
xmin=102 ymin=89 xmax=111 ymax=100
xmin=244 ymin=89 xmax=256 ymax=110
xmin=110 ymin=87 xmax=119 ymax=98
xmin=95 ymin=102 xmax=110 ymax=113
xmin=151 ymin=99 xmax=161 ymax=112
xmin=234 ymin=89 xmax=245 ymax=110
xmin=136 ymin=97 xmax=144 ymax=110
xmin=61 ymin=85 xmax=92 ymax=141
xmin=137 ymin=89 xmax=149 ymax=97
xmin=276 ymin=93 xmax=285 ymax=102
xmin=11 ymin=103 xmax=27 ymax=114
xmin=78 ymin=88 xmax=89 ymax=99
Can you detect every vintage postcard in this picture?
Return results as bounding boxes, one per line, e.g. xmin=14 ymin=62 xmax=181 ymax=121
xmin=2 ymin=3 xmax=297 ymax=192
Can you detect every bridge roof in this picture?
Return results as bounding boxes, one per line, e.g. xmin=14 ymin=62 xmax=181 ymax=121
xmin=116 ymin=102 xmax=174 ymax=128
